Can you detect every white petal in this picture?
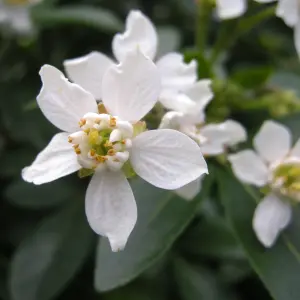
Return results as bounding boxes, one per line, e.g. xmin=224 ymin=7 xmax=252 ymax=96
xmin=156 ymin=52 xmax=197 ymax=91
xmin=130 ymin=129 xmax=208 ymax=189
xmin=253 ymin=120 xmax=291 ymax=163
xmin=183 ymin=80 xmax=213 ymax=111
xmin=290 ymin=138 xmax=300 ymax=157
xmin=253 ymin=193 xmax=292 ymax=247
xmin=64 ymin=51 xmax=114 ymax=100
xmin=102 ymin=48 xmax=160 ymax=122
xmin=175 ymin=177 xmax=203 ymax=201
xmin=275 ymin=0 xmax=298 ymax=27
xmin=22 ymin=132 xmax=80 ymax=185
xmin=216 ymin=0 xmax=247 ymax=20
xmin=159 ymin=89 xmax=197 ymax=113
xmin=201 ymin=142 xmax=225 ymax=156
xmin=112 ymin=10 xmax=157 ymax=62
xmin=37 ymin=65 xmax=98 ymax=132
xmin=228 ymin=150 xmax=269 ymax=186
xmin=220 ymin=119 xmax=247 ymax=146
xmin=85 ymin=171 xmax=137 ymax=252
xmin=294 ymin=19 xmax=300 ymax=56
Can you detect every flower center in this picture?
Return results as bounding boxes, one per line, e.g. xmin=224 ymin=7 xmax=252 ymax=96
xmin=68 ymin=113 xmax=134 ymax=172
xmin=272 ymin=162 xmax=300 ymax=201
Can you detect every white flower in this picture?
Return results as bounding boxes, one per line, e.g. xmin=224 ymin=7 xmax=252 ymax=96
xmin=256 ymin=0 xmax=300 ymax=55
xmin=215 ymin=0 xmax=247 ymax=20
xmin=159 ymin=84 xmax=246 ymax=200
xmin=229 ymin=120 xmax=300 ymax=247
xmin=0 ymin=0 xmax=40 ymax=34
xmin=22 ymin=48 xmax=208 ymax=252
xmin=63 ymin=10 xmax=198 ymax=106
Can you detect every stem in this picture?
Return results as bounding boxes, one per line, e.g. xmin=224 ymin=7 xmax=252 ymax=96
xmin=196 ymin=0 xmax=212 ymax=54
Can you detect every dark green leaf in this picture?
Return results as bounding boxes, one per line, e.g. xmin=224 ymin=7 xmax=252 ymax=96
xmin=94 ymin=176 xmax=212 ymax=292
xmin=231 ymin=65 xmax=274 ymax=89
xmin=9 ymin=201 xmax=94 ymax=300
xmin=32 ymin=6 xmax=123 ymax=33
xmin=174 ymin=258 xmax=231 ymax=300
xmin=217 ymin=168 xmax=300 ymax=300
xmin=5 ymin=178 xmax=79 ymax=209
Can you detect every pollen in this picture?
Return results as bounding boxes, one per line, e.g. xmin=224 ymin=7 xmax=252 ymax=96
xmin=107 ymin=149 xmax=116 ymax=156
xmin=68 ymin=136 xmax=73 ymax=143
xmin=88 ymin=130 xmax=100 ymax=145
xmin=98 ymin=103 xmax=108 ymax=114
xmin=89 ymin=149 xmax=96 ymax=157
xmin=79 ymin=118 xmax=86 ymax=127
xmin=104 ymin=141 xmax=113 ymax=148
xmin=84 ymin=128 xmax=90 ymax=134
xmin=74 ymin=147 xmax=81 ymax=155
xmin=96 ymin=155 xmax=107 ymax=163
xmin=110 ymin=117 xmax=117 ymax=127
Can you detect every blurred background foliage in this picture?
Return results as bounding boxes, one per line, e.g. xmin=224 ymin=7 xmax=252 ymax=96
xmin=1 ymin=0 xmax=300 ymax=300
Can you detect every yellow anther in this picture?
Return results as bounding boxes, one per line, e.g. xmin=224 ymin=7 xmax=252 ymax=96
xmin=104 ymin=141 xmax=113 ymax=148
xmin=96 ymin=155 xmax=107 ymax=163
xmin=68 ymin=136 xmax=73 ymax=143
xmin=107 ymin=149 xmax=116 ymax=156
xmin=110 ymin=117 xmax=117 ymax=127
xmin=74 ymin=147 xmax=81 ymax=155
xmin=5 ymin=0 xmax=30 ymax=5
xmin=98 ymin=103 xmax=108 ymax=114
xmin=79 ymin=118 xmax=86 ymax=127
xmin=121 ymin=139 xmax=126 ymax=145
xmin=88 ymin=130 xmax=100 ymax=145
xmin=84 ymin=128 xmax=90 ymax=134
xmin=90 ymin=149 xmax=96 ymax=157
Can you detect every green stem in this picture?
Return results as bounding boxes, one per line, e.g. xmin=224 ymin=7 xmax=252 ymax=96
xmin=196 ymin=1 xmax=212 ymax=54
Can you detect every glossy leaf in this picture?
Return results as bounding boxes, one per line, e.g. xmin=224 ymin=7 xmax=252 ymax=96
xmin=94 ymin=176 xmax=211 ymax=292
xmin=217 ymin=168 xmax=300 ymax=300
xmin=9 ymin=201 xmax=94 ymax=300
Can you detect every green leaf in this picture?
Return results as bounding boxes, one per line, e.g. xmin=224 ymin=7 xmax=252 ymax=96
xmin=231 ymin=65 xmax=274 ymax=89
xmin=269 ymin=72 xmax=300 ymax=97
xmin=9 ymin=201 xmax=94 ymax=300
xmin=174 ymin=258 xmax=231 ymax=300
xmin=217 ymin=168 xmax=300 ymax=300
xmin=32 ymin=6 xmax=123 ymax=33
xmin=94 ymin=176 xmax=212 ymax=292
xmin=5 ymin=178 xmax=79 ymax=209
xmin=181 ymin=216 xmax=245 ymax=260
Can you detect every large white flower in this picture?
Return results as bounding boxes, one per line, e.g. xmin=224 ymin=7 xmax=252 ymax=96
xmin=229 ymin=120 xmax=300 ymax=247
xmin=215 ymin=0 xmax=247 ymax=20
xmin=256 ymin=0 xmax=300 ymax=55
xmin=63 ymin=10 xmax=198 ymax=106
xmin=22 ymin=48 xmax=208 ymax=252
xmin=159 ymin=84 xmax=246 ymax=200
xmin=0 ymin=0 xmax=40 ymax=34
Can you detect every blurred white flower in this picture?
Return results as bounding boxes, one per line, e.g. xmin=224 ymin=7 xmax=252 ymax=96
xmin=63 ymin=10 xmax=198 ymax=106
xmin=0 ymin=0 xmax=40 ymax=34
xmin=22 ymin=48 xmax=208 ymax=252
xmin=159 ymin=82 xmax=246 ymax=200
xmin=215 ymin=0 xmax=247 ymax=19
xmin=229 ymin=120 xmax=300 ymax=247
xmin=256 ymin=0 xmax=300 ymax=55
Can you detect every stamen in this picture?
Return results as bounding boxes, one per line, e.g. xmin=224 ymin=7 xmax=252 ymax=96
xmin=107 ymin=149 xmax=116 ymax=156
xmin=68 ymin=136 xmax=73 ymax=143
xmin=79 ymin=118 xmax=86 ymax=127
xmin=110 ymin=117 xmax=117 ymax=127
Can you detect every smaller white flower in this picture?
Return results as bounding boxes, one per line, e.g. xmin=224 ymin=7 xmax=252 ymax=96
xmin=63 ymin=10 xmax=198 ymax=105
xmin=256 ymin=0 xmax=300 ymax=55
xmin=0 ymin=0 xmax=40 ymax=34
xmin=229 ymin=120 xmax=300 ymax=247
xmin=159 ymin=83 xmax=246 ymax=200
xmin=215 ymin=0 xmax=247 ymax=20
xmin=22 ymin=48 xmax=208 ymax=252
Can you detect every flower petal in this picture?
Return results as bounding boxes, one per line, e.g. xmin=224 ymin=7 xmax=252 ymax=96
xmin=175 ymin=177 xmax=203 ymax=201
xmin=253 ymin=120 xmax=291 ymax=163
xmin=85 ymin=170 xmax=137 ymax=252
xmin=275 ymin=0 xmax=298 ymax=27
xmin=64 ymin=51 xmax=114 ymax=100
xmin=22 ymin=132 xmax=80 ymax=185
xmin=130 ymin=129 xmax=208 ymax=190
xmin=220 ymin=119 xmax=247 ymax=146
xmin=37 ymin=65 xmax=98 ymax=132
xmin=253 ymin=193 xmax=292 ymax=247
xmin=216 ymin=0 xmax=247 ymax=20
xmin=156 ymin=52 xmax=197 ymax=91
xmin=102 ymin=48 xmax=160 ymax=121
xmin=228 ymin=150 xmax=269 ymax=186
xmin=112 ymin=10 xmax=157 ymax=62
